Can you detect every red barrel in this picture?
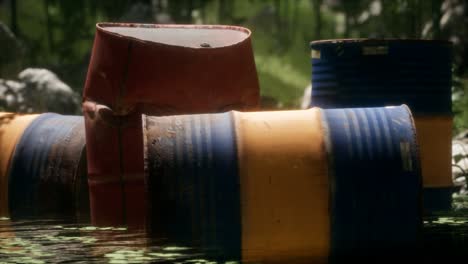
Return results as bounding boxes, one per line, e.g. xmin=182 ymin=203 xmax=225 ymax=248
xmin=83 ymin=23 xmax=260 ymax=227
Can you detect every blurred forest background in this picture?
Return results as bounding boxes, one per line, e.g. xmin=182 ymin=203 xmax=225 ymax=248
xmin=0 ymin=0 xmax=467 ymax=132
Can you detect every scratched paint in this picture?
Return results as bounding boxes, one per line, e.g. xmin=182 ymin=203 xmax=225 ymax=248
xmin=82 ymin=23 xmax=260 ymax=227
xmin=143 ymin=105 xmax=421 ymax=262
xmin=7 ymin=113 xmax=88 ymax=220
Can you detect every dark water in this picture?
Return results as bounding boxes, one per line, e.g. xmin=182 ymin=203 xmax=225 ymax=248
xmin=2 ymin=197 xmax=468 ymax=263
xmin=422 ymin=194 xmax=468 ymax=259
xmin=0 ymin=217 xmax=237 ymax=264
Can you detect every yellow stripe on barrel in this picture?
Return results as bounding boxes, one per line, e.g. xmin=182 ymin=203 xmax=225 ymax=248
xmin=234 ymin=108 xmax=329 ymax=263
xmin=414 ymin=116 xmax=452 ymax=188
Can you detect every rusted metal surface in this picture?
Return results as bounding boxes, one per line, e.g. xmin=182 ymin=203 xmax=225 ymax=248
xmin=83 ymin=101 xmax=144 ymax=227
xmin=83 ymin=23 xmax=259 ymax=114
xmin=83 ymin=23 xmax=260 ymax=227
xmin=143 ymin=105 xmax=421 ymax=262
xmin=0 ymin=113 xmax=39 ymax=217
xmin=143 ymin=112 xmax=240 ymax=259
xmin=8 ymin=114 xmax=88 ymax=219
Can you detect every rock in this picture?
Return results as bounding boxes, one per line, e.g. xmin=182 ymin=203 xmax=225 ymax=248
xmin=453 ymin=136 xmax=468 ymax=193
xmin=0 ymin=79 xmax=25 ymax=110
xmin=454 ymin=129 xmax=468 ymax=143
xmin=0 ymin=68 xmax=80 ymax=114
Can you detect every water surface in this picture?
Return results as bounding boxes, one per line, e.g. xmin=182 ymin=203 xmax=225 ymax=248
xmin=2 ymin=197 xmax=468 ymax=263
xmin=0 ymin=217 xmax=236 ymax=263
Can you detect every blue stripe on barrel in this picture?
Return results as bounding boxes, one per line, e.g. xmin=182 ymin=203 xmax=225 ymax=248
xmin=310 ymin=39 xmax=452 ymax=114
xmin=8 ymin=113 xmax=86 ymax=218
xmin=144 ymin=112 xmax=241 ymax=259
xmin=321 ymin=105 xmax=422 ymax=258
xmin=145 ymin=106 xmax=422 ymax=261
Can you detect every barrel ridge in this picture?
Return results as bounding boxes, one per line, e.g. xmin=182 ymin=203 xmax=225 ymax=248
xmin=8 ymin=114 xmax=86 ymax=218
xmin=0 ymin=113 xmax=40 ymax=217
xmin=322 ymin=105 xmax=422 ymax=258
xmin=145 ymin=112 xmax=241 ymax=259
xmin=42 ymin=115 xmax=86 ymax=218
xmin=310 ymin=39 xmax=453 ymax=114
xmin=145 ymin=107 xmax=421 ymax=261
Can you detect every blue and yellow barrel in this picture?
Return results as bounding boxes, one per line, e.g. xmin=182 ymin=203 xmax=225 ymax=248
xmin=143 ymin=105 xmax=421 ymax=262
xmin=0 ymin=113 xmax=40 ymax=217
xmin=310 ymin=39 xmax=453 ymax=212
xmin=1 ymin=113 xmax=88 ymax=220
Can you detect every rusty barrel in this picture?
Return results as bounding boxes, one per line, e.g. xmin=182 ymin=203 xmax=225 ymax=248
xmin=7 ymin=113 xmax=88 ymax=220
xmin=83 ymin=23 xmax=260 ymax=227
xmin=143 ymin=105 xmax=422 ymax=262
xmin=0 ymin=113 xmax=40 ymax=217
xmin=310 ymin=39 xmax=453 ymax=212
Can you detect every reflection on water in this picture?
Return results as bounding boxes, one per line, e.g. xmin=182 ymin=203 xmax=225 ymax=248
xmin=423 ymin=218 xmax=468 ymax=258
xmin=0 ymin=217 xmax=238 ymax=263
xmin=3 ymin=208 xmax=468 ymax=262
xmin=421 ymin=197 xmax=468 ymax=259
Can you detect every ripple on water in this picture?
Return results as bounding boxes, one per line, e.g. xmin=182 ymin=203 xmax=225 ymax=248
xmin=3 ymin=211 xmax=468 ymax=263
xmin=0 ymin=218 xmax=238 ymax=263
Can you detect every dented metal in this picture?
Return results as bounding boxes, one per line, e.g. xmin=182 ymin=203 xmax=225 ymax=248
xmin=143 ymin=105 xmax=421 ymax=261
xmin=83 ymin=23 xmax=260 ymax=227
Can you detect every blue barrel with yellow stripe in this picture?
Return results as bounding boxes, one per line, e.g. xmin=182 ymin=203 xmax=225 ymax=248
xmin=0 ymin=113 xmax=40 ymax=217
xmin=310 ymin=39 xmax=453 ymax=212
xmin=7 ymin=113 xmax=88 ymax=220
xmin=309 ymin=39 xmax=452 ymax=113
xmin=143 ymin=105 xmax=421 ymax=262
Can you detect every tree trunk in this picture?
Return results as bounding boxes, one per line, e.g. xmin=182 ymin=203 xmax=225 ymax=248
xmin=432 ymin=0 xmax=442 ymax=38
xmin=200 ymin=0 xmax=206 ymax=23
xmin=44 ymin=0 xmax=54 ymax=52
xmin=218 ymin=0 xmax=226 ymax=23
xmin=291 ymin=0 xmax=299 ymax=41
xmin=312 ymin=0 xmax=322 ymax=39
xmin=345 ymin=12 xmax=350 ymax=37
xmin=10 ymin=0 xmax=18 ymax=35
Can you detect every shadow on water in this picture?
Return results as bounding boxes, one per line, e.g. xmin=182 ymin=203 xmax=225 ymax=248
xmin=421 ymin=195 xmax=468 ymax=262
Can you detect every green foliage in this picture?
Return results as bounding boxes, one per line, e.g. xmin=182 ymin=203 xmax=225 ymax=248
xmin=453 ymin=76 xmax=468 ymax=133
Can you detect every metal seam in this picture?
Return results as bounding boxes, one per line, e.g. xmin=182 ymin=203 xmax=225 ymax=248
xmin=117 ymin=41 xmax=133 ymax=225
xmin=318 ymin=108 xmax=335 ymax=258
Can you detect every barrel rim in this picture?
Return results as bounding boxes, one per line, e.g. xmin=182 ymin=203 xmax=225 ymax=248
xmin=96 ymin=22 xmax=252 ymax=50
xmin=310 ymin=38 xmax=452 ymax=46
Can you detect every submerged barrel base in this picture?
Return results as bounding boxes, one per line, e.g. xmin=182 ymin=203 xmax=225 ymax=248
xmin=8 ymin=113 xmax=88 ymax=219
xmin=144 ymin=105 xmax=422 ymax=262
xmin=0 ymin=113 xmax=40 ymax=217
xmin=423 ymin=187 xmax=454 ymax=214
